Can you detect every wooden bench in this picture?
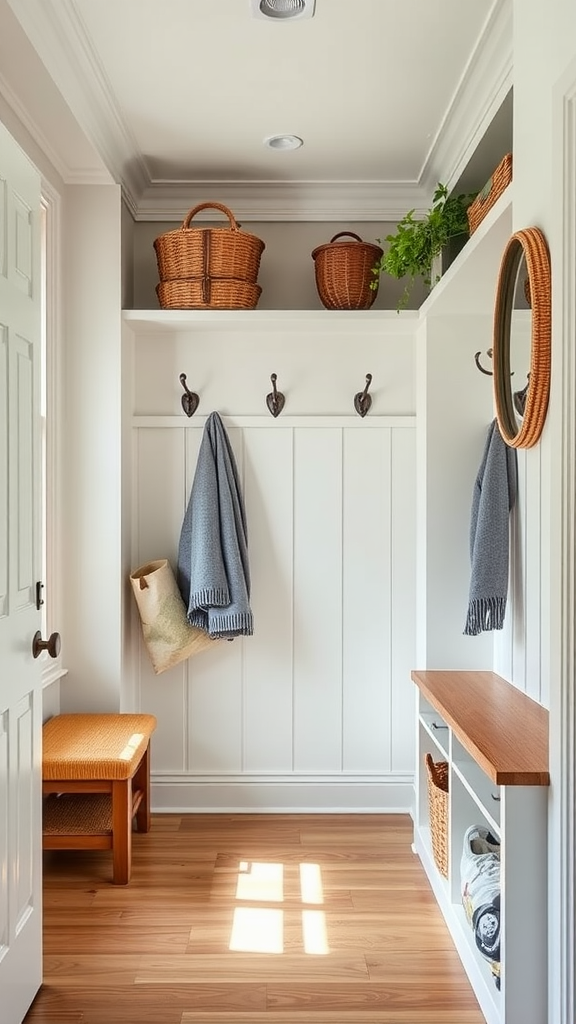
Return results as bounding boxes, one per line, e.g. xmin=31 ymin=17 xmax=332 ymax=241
xmin=42 ymin=713 xmax=157 ymax=884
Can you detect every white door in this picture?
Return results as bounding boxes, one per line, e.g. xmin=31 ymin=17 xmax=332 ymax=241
xmin=0 ymin=121 xmax=43 ymax=1022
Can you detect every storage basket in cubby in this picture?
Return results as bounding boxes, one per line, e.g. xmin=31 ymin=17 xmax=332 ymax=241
xmin=466 ymin=153 xmax=513 ymax=235
xmin=425 ymin=752 xmax=449 ymax=878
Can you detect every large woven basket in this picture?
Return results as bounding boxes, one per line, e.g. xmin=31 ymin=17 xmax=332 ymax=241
xmin=467 ymin=154 xmax=513 ymax=235
xmin=425 ymin=753 xmax=449 ymax=879
xmin=311 ymin=232 xmax=383 ymax=310
xmin=154 ymin=201 xmax=265 ymax=284
xmin=156 ymin=277 xmax=262 ymax=310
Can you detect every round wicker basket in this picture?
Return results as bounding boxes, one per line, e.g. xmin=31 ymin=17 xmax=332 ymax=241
xmin=311 ymin=232 xmax=383 ymax=310
xmin=154 ymin=201 xmax=265 ymax=284
xmin=156 ymin=277 xmax=262 ymax=310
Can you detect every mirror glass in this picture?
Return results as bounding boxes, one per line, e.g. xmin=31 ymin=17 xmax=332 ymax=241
xmin=509 ymin=254 xmax=531 ymax=424
xmin=492 ymin=228 xmax=551 ymax=449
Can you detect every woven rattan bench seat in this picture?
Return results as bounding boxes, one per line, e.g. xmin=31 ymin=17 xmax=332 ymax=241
xmin=42 ymin=713 xmax=157 ymax=780
xmin=42 ymin=712 xmax=156 ymax=883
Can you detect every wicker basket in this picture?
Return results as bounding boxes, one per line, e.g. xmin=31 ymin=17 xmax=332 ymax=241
xmin=156 ymin=277 xmax=262 ymax=310
xmin=153 ymin=202 xmax=265 ymax=284
xmin=311 ymin=232 xmax=383 ymax=310
xmin=425 ymin=753 xmax=449 ymax=879
xmin=467 ymin=154 xmax=513 ymax=235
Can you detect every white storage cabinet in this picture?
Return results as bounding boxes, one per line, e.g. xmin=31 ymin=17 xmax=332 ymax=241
xmin=412 ymin=669 xmax=549 ymax=1024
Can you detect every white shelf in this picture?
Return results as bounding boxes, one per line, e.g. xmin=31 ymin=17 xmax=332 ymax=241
xmin=452 ymin=757 xmax=501 ymax=836
xmin=419 ymin=184 xmax=513 ymax=317
xmin=122 ymin=308 xmax=419 ymax=334
xmin=419 ymin=712 xmax=450 ymax=759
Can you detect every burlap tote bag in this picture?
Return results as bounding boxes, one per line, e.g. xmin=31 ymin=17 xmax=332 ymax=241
xmin=130 ymin=559 xmax=216 ymax=674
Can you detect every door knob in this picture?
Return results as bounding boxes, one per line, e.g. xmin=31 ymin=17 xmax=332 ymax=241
xmin=32 ymin=631 xmax=61 ymax=659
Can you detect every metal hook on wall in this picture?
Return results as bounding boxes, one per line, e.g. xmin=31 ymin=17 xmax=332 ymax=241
xmin=513 ymin=374 xmax=530 ymax=418
xmin=474 ymin=348 xmax=515 ymax=378
xmin=266 ymin=373 xmax=285 ymax=417
xmin=474 ymin=349 xmax=494 ymax=376
xmin=179 ymin=373 xmax=199 ymax=417
xmin=354 ymin=373 xmax=373 ymax=417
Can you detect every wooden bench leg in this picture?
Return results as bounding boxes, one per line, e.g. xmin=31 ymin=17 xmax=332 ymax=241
xmin=112 ymin=779 xmax=132 ymax=885
xmin=133 ymin=742 xmax=151 ymax=833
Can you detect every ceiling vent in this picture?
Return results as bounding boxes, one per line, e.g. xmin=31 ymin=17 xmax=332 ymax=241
xmin=251 ymin=0 xmax=316 ymax=20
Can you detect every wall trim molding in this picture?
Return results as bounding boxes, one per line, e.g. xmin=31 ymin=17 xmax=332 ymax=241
xmin=151 ymin=772 xmax=413 ymax=814
xmin=4 ymin=0 xmax=511 ymax=221
xmin=549 ymin=56 xmax=576 ymax=1024
xmin=420 ymin=0 xmax=513 ymax=195
xmin=134 ymin=180 xmax=429 ymax=224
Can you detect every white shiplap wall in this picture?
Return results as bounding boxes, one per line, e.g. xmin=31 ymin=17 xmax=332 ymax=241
xmin=123 ymin=318 xmax=417 ymax=811
xmin=128 ymin=417 xmax=416 ymax=811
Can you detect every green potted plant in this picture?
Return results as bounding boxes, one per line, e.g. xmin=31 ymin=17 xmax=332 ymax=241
xmin=371 ymin=183 xmax=478 ymax=310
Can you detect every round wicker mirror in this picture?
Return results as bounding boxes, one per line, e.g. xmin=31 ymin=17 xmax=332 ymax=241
xmin=492 ymin=227 xmax=551 ymax=448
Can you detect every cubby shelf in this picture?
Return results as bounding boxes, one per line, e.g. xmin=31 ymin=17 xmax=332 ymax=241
xmin=412 ymin=669 xmax=548 ymax=1024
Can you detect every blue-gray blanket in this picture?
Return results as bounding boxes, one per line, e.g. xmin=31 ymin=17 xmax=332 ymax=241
xmin=177 ymin=412 xmax=253 ymax=639
xmin=464 ymin=419 xmax=517 ymax=636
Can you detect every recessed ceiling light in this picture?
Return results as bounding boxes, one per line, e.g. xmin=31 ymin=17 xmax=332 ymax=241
xmin=251 ymin=0 xmax=316 ymax=20
xmin=264 ymin=134 xmax=304 ymax=151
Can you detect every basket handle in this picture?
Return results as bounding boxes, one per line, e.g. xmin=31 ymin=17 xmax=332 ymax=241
xmin=425 ymin=752 xmax=441 ymax=784
xmin=182 ymin=202 xmax=239 ymax=231
xmin=328 ymin=231 xmax=364 ymax=244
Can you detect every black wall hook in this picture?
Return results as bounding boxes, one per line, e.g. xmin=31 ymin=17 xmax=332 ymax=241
xmin=354 ymin=373 xmax=373 ymax=417
xmin=179 ymin=373 xmax=199 ymax=417
xmin=474 ymin=349 xmax=494 ymax=376
xmin=266 ymin=373 xmax=285 ymax=417
xmin=474 ymin=349 xmax=514 ymax=378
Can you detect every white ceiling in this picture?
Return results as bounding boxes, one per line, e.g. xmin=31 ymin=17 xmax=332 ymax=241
xmin=1 ymin=0 xmax=512 ymax=219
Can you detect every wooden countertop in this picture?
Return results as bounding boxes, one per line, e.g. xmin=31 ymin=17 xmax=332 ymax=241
xmin=412 ymin=669 xmax=549 ymax=786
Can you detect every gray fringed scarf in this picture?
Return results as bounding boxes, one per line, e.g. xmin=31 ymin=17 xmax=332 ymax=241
xmin=177 ymin=412 xmax=253 ymax=639
xmin=464 ymin=419 xmax=517 ymax=636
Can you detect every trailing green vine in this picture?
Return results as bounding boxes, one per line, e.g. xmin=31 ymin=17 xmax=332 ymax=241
xmin=371 ymin=183 xmax=477 ymax=310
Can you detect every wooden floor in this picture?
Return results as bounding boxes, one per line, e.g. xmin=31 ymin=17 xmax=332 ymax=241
xmin=25 ymin=813 xmax=485 ymax=1024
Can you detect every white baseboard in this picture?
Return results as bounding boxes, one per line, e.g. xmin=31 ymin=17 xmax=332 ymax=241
xmin=150 ymin=771 xmax=414 ymax=813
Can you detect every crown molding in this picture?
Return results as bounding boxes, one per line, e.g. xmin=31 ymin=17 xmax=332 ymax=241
xmin=135 ymin=179 xmax=429 ymax=223
xmin=5 ymin=0 xmax=512 ymax=220
xmin=420 ymin=0 xmax=513 ymax=194
xmin=0 ymin=69 xmax=70 ymax=183
xmin=5 ymin=0 xmax=147 ymax=202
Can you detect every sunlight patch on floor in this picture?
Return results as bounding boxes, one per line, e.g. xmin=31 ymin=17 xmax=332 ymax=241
xmin=229 ymin=907 xmax=284 ymax=953
xmin=302 ymin=909 xmax=329 ymax=954
xmin=236 ymin=861 xmax=284 ymax=901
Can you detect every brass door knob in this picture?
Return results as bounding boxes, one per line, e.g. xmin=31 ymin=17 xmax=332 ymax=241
xmin=32 ymin=631 xmax=61 ymax=659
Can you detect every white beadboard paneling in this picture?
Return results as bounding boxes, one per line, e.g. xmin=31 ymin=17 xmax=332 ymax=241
xmin=242 ymin=427 xmax=294 ymax=772
xmin=0 ymin=324 xmax=7 ymax=617
xmin=139 ymin=647 xmax=187 ymax=773
xmin=390 ymin=427 xmax=417 ymax=772
xmin=510 ymin=449 xmax=527 ymax=688
xmin=342 ymin=427 xmax=392 ymax=771
xmin=134 ymin=426 xmax=188 ymax=769
xmin=134 ymin=427 xmax=187 ymax=565
xmin=293 ymin=428 xmax=343 ymax=771
xmin=525 ymin=445 xmax=543 ymax=703
xmin=0 ymin=711 xmax=7 ymax=946
xmin=128 ymin=409 xmax=417 ymax=804
xmin=0 ymin=177 xmax=6 ymax=278
xmin=187 ymin=640 xmax=243 ymax=772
